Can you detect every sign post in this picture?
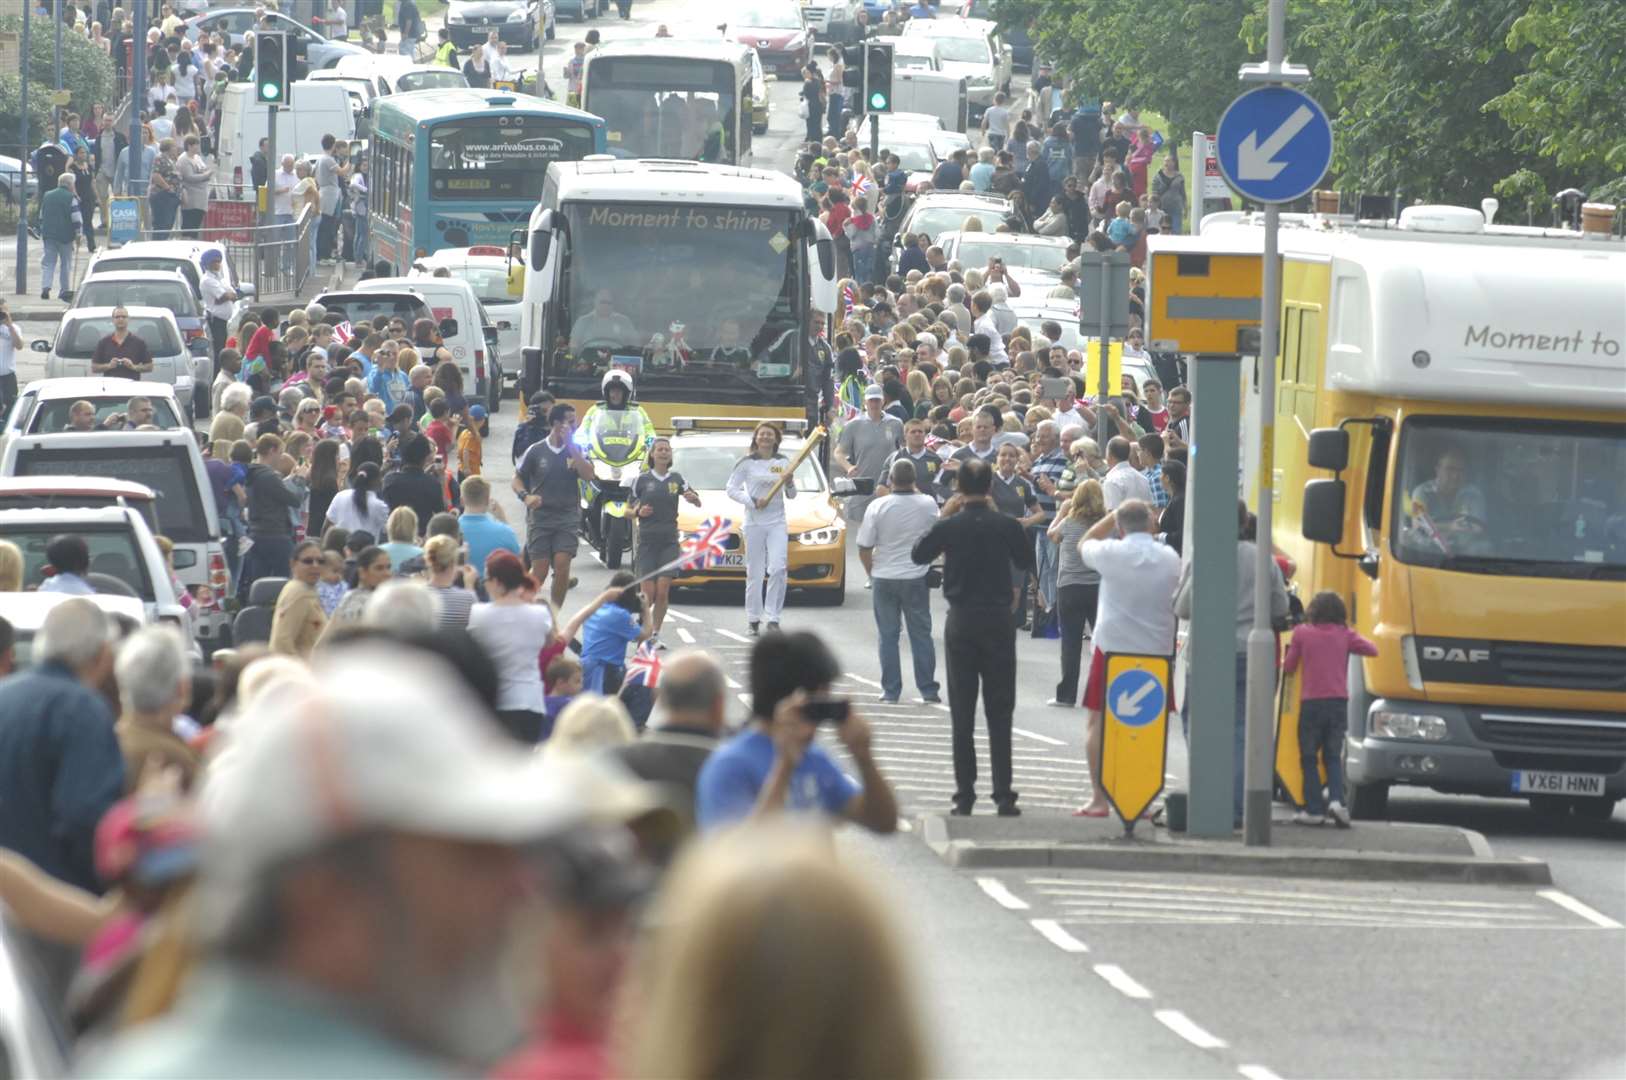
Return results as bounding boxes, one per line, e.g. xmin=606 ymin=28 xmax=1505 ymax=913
xmin=1214 ymin=0 xmax=1331 ymax=847
xmin=1078 ymin=250 xmax=1130 ymax=447
xmin=1189 ymin=133 xmax=1231 ymax=232
xmin=1100 ymin=654 xmax=1172 ymax=835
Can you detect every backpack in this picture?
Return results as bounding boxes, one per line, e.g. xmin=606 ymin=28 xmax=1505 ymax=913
xmin=511 ymin=416 xmax=547 ymax=465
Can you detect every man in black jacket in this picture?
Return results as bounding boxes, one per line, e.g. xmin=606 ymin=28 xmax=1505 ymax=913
xmin=909 ymin=458 xmax=1033 ymax=817
xmin=250 ymin=137 xmax=270 ymax=194
xmin=240 ymin=433 xmax=309 ymax=601
xmin=383 ymin=433 xmax=446 ymax=528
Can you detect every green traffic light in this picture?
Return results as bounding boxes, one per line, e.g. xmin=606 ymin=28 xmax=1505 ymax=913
xmin=870 ymin=91 xmax=888 ymax=109
xmin=262 ymin=83 xmax=280 ymax=99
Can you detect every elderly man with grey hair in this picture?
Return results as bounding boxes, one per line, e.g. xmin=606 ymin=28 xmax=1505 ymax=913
xmin=944 ymin=282 xmax=973 ymax=337
xmin=113 ymin=626 xmax=200 ymax=792
xmin=612 ymin=650 xmax=727 ymax=839
xmin=0 ymin=598 xmax=123 ymax=890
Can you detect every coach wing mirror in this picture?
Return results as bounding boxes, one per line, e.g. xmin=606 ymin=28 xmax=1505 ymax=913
xmin=482 ymin=325 xmax=499 ymax=346
xmin=1306 ymin=427 xmax=1348 ymax=472
xmin=807 ymin=219 xmax=838 ymax=314
xmin=439 ymin=317 xmax=459 ymax=339
xmin=1302 ymin=479 xmax=1347 ymax=545
xmin=31 ymin=339 xmax=50 ymax=352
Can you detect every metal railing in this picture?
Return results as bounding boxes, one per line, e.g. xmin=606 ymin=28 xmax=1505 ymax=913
xmin=116 ymin=203 xmax=317 ymax=300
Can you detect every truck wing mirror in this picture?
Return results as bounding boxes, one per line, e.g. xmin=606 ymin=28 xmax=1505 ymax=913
xmin=1306 ymin=427 xmax=1349 ymax=471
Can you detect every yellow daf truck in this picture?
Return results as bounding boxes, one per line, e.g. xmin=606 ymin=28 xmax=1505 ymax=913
xmin=1159 ymin=203 xmax=1626 ymax=820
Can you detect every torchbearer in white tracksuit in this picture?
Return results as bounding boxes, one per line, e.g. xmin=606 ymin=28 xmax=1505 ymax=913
xmin=726 ymin=421 xmax=797 ymax=635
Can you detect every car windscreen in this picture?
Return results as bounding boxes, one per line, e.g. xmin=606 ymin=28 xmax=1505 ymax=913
xmin=56 ymin=316 xmax=183 ymax=360
xmin=398 ymin=70 xmax=469 ymax=92
xmin=0 ymin=492 xmax=162 ymax=535
xmin=907 ymin=205 xmax=1003 ymax=239
xmin=446 ymin=267 xmax=517 ymax=307
xmin=75 ymin=281 xmax=201 ymax=317
xmin=28 ymin=396 xmax=185 ymax=434
xmin=932 ymin=36 xmax=990 ymax=64
xmin=957 ymin=240 xmax=1069 ymax=273
xmin=317 ymin=295 xmax=431 ymax=328
xmin=89 ymin=258 xmax=201 ymax=294
xmin=671 ymin=444 xmax=822 ymax=493
xmin=12 ymin=443 xmax=210 ymax=543
xmin=734 ymin=4 xmax=803 ymax=27
xmin=7 ymin=524 xmax=156 ymax=599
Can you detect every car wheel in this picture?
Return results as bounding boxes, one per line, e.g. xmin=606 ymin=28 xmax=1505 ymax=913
xmin=1345 ymin=777 xmax=1388 ymax=820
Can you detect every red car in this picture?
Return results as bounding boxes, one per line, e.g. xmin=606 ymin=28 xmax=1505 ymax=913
xmin=726 ymin=0 xmax=813 ymax=75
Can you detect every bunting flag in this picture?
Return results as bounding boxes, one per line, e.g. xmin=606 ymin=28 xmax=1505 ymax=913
xmin=681 ymin=516 xmax=733 ymax=570
xmin=332 ymin=321 xmax=354 ymax=345
xmin=625 ymin=640 xmax=663 ymax=688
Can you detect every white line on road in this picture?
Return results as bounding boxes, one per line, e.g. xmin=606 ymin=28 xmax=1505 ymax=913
xmin=844 ymin=672 xmax=884 ymax=689
xmin=1155 ymin=1009 xmax=1227 ymax=1049
xmin=715 ymin=628 xmax=754 ymax=643
xmin=975 ymin=877 xmax=1030 ymax=910
xmin=736 ymin=693 xmax=753 ymax=707
xmin=1014 ymin=726 xmax=1067 ymax=746
xmin=1238 ymin=1065 xmax=1284 ymax=1080
xmin=663 ymin=608 xmax=699 ymax=623
xmin=675 ymin=628 xmax=696 ymax=644
xmin=723 ymin=674 xmax=742 ymax=689
xmin=1093 ymin=964 xmax=1152 ymax=999
xmin=1538 ymin=889 xmax=1625 ymax=929
xmin=1029 ymin=919 xmax=1089 ymax=953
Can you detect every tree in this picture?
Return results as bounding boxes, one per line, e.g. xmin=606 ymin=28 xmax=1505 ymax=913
xmin=0 ymin=14 xmax=117 ymax=123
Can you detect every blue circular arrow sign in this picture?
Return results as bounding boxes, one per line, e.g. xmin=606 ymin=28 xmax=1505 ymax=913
xmin=1107 ymin=669 xmax=1165 ymax=728
xmin=1215 ymin=86 xmax=1333 ymax=204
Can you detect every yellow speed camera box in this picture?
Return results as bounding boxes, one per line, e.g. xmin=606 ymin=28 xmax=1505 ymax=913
xmin=1146 ymin=239 xmax=1273 ymax=355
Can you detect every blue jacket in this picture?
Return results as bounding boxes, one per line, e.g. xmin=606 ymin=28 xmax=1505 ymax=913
xmin=0 ymin=662 xmax=124 ymax=892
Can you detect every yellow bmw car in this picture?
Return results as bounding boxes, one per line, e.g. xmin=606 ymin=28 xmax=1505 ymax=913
xmin=665 ymin=423 xmax=849 ymax=604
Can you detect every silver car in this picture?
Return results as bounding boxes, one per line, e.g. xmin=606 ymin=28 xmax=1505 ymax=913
xmin=30 ymin=307 xmax=207 ymax=423
xmin=447 ymin=0 xmax=554 ymax=49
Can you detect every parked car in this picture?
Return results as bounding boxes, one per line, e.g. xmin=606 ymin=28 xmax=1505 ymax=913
xmin=0 ymin=476 xmax=163 ymax=537
xmin=901 ymin=16 xmax=1012 ymax=117
xmin=889 ymin=190 xmax=1012 ymax=273
xmin=446 ymin=0 xmax=553 ymax=49
xmin=934 ymin=229 xmax=1072 ymax=288
xmin=0 ymin=506 xmax=187 ymax=630
xmin=183 ymin=9 xmax=369 ymax=69
xmin=2 ymin=591 xmax=151 ymax=670
xmin=726 ymin=0 xmax=812 ymax=76
xmin=2 ymin=432 xmax=232 ymax=651
xmin=3 ymin=378 xmax=188 ymax=448
xmin=30 ymin=308 xmax=206 ymax=423
xmin=69 ymin=271 xmax=217 ymax=417
xmin=333 ymin=55 xmax=472 ymax=95
xmin=554 ymin=0 xmax=607 ymax=21
xmin=409 ymin=247 xmax=522 ymax=398
xmin=748 ymin=49 xmax=774 ymax=134
xmin=800 ymin=0 xmax=863 ymax=43
xmin=958 ymin=0 xmax=1034 ymax=69
xmin=0 ymin=155 xmax=39 ymax=208
xmin=85 ymin=239 xmax=255 ymax=319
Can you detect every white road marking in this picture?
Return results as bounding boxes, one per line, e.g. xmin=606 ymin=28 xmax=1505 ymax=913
xmin=1014 ymin=726 xmax=1067 ymax=745
xmin=715 ymin=628 xmax=754 ymax=643
xmin=663 ymin=608 xmax=699 ymax=623
xmin=976 ymin=877 xmax=1030 ymax=910
xmin=736 ymin=692 xmax=753 ymax=707
xmin=844 ymin=672 xmax=884 ymax=689
xmin=1538 ymin=889 xmax=1625 ymax=929
xmin=1026 ymin=877 xmax=1540 ymax=908
xmin=675 ymin=628 xmax=696 ymax=644
xmin=1155 ymin=1009 xmax=1227 ymax=1049
xmin=895 ymin=818 xmax=913 ymax=832
xmin=1238 ymin=1065 xmax=1284 ymax=1080
xmin=1029 ymin=919 xmax=1089 ymax=953
xmin=723 ymin=674 xmax=742 ymax=689
xmin=1093 ymin=964 xmax=1152 ymax=999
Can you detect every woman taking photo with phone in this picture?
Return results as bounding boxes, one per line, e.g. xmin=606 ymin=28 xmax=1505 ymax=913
xmin=726 ymin=422 xmax=796 ymax=636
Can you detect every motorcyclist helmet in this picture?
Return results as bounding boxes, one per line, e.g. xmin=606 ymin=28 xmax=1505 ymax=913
xmin=602 ymin=369 xmax=634 ymax=405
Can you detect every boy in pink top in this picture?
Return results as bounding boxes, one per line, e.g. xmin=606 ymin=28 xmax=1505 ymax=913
xmin=1282 ymin=591 xmax=1378 ymax=827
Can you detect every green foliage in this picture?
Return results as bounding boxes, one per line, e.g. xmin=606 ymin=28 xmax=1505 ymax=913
xmin=0 ymin=14 xmax=117 ymax=119
xmin=1016 ymin=0 xmax=1623 ymax=211
xmin=0 ymin=71 xmax=58 ymax=157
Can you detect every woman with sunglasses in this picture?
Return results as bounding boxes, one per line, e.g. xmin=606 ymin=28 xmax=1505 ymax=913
xmin=268 ymin=539 xmax=327 ymax=659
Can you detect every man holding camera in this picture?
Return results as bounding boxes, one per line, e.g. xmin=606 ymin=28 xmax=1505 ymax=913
xmin=695 ymin=631 xmax=898 ymax=834
xmin=910 ymin=458 xmax=1033 ymax=817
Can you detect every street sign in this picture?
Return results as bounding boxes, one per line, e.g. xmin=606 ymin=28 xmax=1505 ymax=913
xmin=1190 ymin=132 xmax=1232 ymax=203
xmin=1078 ymin=250 xmax=1130 ymax=340
xmin=1100 ymin=653 xmax=1172 ymax=832
xmin=108 ymin=197 xmax=142 ymax=245
xmin=1215 ymin=86 xmax=1332 ymax=205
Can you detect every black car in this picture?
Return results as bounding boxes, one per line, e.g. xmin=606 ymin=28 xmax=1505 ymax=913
xmin=446 ymin=0 xmax=554 ymax=50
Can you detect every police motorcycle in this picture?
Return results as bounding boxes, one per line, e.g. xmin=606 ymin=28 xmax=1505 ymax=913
xmin=574 ymin=370 xmax=654 ymax=569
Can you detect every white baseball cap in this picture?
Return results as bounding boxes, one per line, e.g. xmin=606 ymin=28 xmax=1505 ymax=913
xmin=201 ymin=646 xmax=584 ymax=885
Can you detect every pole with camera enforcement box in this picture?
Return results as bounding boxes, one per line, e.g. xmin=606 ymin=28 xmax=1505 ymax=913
xmin=1097 ymin=258 xmax=1111 ymax=448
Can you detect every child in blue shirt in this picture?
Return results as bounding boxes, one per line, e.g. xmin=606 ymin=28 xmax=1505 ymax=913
xmin=558 ymin=571 xmax=651 ymax=694
xmin=543 ymin=653 xmax=583 ymax=736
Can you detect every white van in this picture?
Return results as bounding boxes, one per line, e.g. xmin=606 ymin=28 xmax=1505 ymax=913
xmin=216 ymin=80 xmax=357 ymax=198
xmin=354 ymin=277 xmax=503 ymax=412
xmin=409 ymin=246 xmax=520 ymax=397
xmin=890 ymin=71 xmax=970 ymax=133
xmin=1 ymin=430 xmax=232 ymax=651
xmin=334 ymin=55 xmax=471 ymax=96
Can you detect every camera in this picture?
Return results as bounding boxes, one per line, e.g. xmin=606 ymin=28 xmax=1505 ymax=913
xmin=802 ymin=696 xmax=851 ymax=724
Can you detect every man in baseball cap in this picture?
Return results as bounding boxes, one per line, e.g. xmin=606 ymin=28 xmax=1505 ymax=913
xmin=85 ymin=646 xmax=587 ymax=1077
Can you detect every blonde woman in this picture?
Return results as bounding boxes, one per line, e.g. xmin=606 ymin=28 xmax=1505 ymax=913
xmin=379 ymin=505 xmax=421 ymax=570
xmin=0 ymin=539 xmax=23 ymax=591
xmin=630 ymin=824 xmax=927 ymax=1080
xmin=1045 ymin=478 xmax=1105 ymax=707
xmin=542 ymin=693 xmax=636 ymax=761
xmin=421 ymin=534 xmax=476 ymax=630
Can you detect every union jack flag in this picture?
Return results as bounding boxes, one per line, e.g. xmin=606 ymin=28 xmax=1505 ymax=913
xmin=852 ymin=172 xmax=872 ymax=199
xmin=842 ymin=282 xmax=857 ymax=318
xmin=625 ymin=640 xmax=663 ymax=688
xmin=332 ymin=321 xmax=354 ymax=345
xmin=681 ymin=516 xmax=733 ymax=569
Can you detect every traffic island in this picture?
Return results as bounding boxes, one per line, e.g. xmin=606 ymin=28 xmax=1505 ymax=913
xmin=918 ymin=812 xmax=1552 ymax=885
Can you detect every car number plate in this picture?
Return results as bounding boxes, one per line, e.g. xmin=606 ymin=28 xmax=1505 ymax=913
xmin=1511 ymin=770 xmax=1605 ymax=796
xmin=716 ymin=553 xmax=746 ymax=567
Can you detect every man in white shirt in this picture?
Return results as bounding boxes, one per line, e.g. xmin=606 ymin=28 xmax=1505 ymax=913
xmin=980 ymin=91 xmax=1011 ymax=151
xmin=970 ymin=292 xmax=1008 ymax=365
xmin=857 ymin=458 xmax=941 ymax=704
xmin=273 ymin=153 xmax=297 ymax=273
xmin=1100 ymin=436 xmax=1153 ymax=509
xmin=1074 ymin=499 xmax=1179 ymax=815
xmin=199 ymin=249 xmax=238 ymax=358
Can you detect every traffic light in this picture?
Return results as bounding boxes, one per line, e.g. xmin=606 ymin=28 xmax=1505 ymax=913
xmin=841 ymin=44 xmax=865 ymax=92
xmin=863 ymin=42 xmax=894 ymax=114
xmin=255 ymin=32 xmax=288 ymax=104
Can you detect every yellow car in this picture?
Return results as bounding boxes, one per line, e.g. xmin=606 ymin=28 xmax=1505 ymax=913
xmin=665 ymin=423 xmax=849 ymax=604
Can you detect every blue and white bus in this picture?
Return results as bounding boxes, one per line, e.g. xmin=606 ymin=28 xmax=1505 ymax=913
xmin=367 ymin=88 xmax=608 ymax=272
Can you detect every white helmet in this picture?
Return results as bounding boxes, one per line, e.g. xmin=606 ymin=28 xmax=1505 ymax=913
xmin=601 ymin=369 xmax=634 ymax=401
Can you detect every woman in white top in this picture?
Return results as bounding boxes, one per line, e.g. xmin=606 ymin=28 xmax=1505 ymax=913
xmin=467 ymin=550 xmax=556 ymax=743
xmin=725 ymin=421 xmax=797 ymax=635
xmin=324 ymin=461 xmax=391 ymax=537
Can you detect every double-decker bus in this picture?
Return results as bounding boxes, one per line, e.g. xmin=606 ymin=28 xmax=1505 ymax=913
xmin=367 ymin=88 xmax=607 ymax=272
xmin=582 ymin=40 xmax=756 ymax=165
xmin=517 ymin=159 xmax=839 ymax=430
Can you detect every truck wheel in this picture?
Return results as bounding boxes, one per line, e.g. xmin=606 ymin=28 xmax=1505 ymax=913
xmin=1345 ymin=778 xmax=1388 ymax=820
xmin=603 ymin=515 xmax=626 ymax=570
xmin=1572 ymin=797 xmax=1618 ymax=821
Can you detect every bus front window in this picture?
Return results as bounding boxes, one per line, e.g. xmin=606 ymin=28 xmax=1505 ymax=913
xmin=563 ymin=203 xmax=801 ymax=383
xmin=589 ymin=59 xmax=737 ymax=163
xmin=428 ymin=117 xmax=599 ymax=202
